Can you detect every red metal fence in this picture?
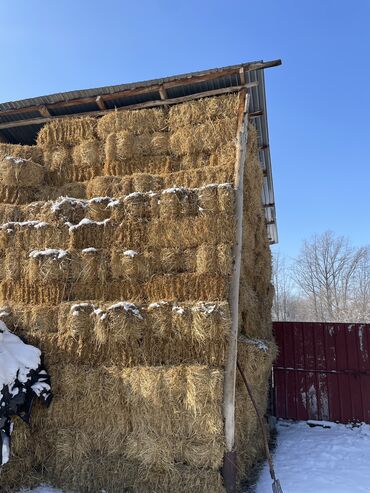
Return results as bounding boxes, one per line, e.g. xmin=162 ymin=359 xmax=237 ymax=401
xmin=273 ymin=322 xmax=370 ymax=423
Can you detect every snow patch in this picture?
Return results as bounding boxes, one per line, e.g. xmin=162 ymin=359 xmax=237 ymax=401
xmin=29 ymin=249 xmax=68 ymax=260
xmin=123 ymin=250 xmax=138 ymax=258
xmin=107 ymin=302 xmax=143 ymax=320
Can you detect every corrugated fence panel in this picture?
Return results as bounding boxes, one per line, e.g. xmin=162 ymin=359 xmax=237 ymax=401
xmin=273 ymin=322 xmax=370 ymax=424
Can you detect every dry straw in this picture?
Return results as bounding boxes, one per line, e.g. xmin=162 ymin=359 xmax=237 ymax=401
xmin=0 ymin=143 xmax=44 ymax=164
xmin=0 ymin=93 xmax=275 ymax=492
xmin=168 ymin=94 xmax=240 ymax=129
xmin=97 ymin=107 xmax=167 ymax=139
xmin=0 ymin=157 xmax=45 ymax=187
xmin=37 ymin=117 xmax=98 ymax=146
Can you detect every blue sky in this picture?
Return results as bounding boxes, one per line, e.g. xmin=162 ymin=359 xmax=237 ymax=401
xmin=1 ymin=0 xmax=369 ymax=259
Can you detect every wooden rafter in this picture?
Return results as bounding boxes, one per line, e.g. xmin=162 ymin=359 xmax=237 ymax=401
xmin=0 ymin=59 xmax=280 ymax=121
xmin=0 ymin=82 xmax=259 ymax=130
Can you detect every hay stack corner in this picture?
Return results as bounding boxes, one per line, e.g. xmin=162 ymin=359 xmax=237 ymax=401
xmin=0 ymin=58 xmax=281 ymax=493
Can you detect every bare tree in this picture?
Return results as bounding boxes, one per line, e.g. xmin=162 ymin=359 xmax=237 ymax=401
xmin=272 ymin=252 xmax=301 ymax=321
xmin=292 ymin=231 xmax=368 ymax=322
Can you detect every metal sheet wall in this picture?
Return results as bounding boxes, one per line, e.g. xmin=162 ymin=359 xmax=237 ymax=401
xmin=273 ymin=322 xmax=370 ymax=423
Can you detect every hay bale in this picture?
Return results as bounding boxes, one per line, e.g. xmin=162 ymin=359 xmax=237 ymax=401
xmin=170 ymin=117 xmax=237 ymax=156
xmin=132 ymin=173 xmax=164 ymax=193
xmin=0 ymin=143 xmax=44 ymax=164
xmin=124 ymin=192 xmax=150 ymax=219
xmin=0 ymin=156 xmax=45 ymax=187
xmin=28 ymin=248 xmax=70 ymax=283
xmin=95 ymin=301 xmax=144 ymax=347
xmin=86 ymin=197 xmax=113 ymax=221
xmin=111 ymin=249 xmax=148 ymax=281
xmin=86 ymin=175 xmax=130 ymax=198
xmin=72 ymin=139 xmax=103 ymax=169
xmin=97 ymin=107 xmax=167 ymax=139
xmin=168 ymin=94 xmax=239 ymax=129
xmin=37 ymin=117 xmax=98 ymax=146
xmin=159 ymin=188 xmax=196 ymax=219
xmin=42 ymin=145 xmax=71 ymax=177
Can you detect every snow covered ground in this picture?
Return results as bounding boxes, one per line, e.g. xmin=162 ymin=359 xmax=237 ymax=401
xmin=17 ymin=420 xmax=370 ymax=493
xmin=255 ymin=420 xmax=370 ymax=493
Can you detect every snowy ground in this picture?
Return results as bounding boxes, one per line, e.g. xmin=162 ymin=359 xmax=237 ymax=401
xmin=255 ymin=420 xmax=370 ymax=493
xmin=18 ymin=420 xmax=370 ymax=493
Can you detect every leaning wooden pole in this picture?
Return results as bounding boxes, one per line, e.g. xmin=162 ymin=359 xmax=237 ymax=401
xmin=222 ymin=89 xmax=250 ymax=493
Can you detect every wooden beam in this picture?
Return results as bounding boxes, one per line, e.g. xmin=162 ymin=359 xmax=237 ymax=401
xmin=249 ymin=110 xmax=263 ymax=118
xmin=222 ymin=89 xmax=249 ymax=493
xmin=159 ymin=86 xmax=168 ymax=100
xmin=0 ymin=59 xmax=279 ymax=119
xmin=38 ymin=106 xmax=51 ymax=118
xmin=96 ymin=96 xmax=107 ymax=110
xmin=0 ymin=83 xmax=257 ymax=130
xmin=239 ymin=67 xmax=246 ymax=85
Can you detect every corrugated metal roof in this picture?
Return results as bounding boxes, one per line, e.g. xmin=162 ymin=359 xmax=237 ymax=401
xmin=0 ymin=60 xmax=280 ymax=243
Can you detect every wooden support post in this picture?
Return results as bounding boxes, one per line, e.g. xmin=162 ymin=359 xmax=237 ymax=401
xmin=38 ymin=106 xmax=51 ymax=118
xmin=222 ymin=89 xmax=250 ymax=493
xmin=159 ymin=85 xmax=168 ymax=100
xmin=96 ymin=96 xmax=107 ymax=110
xmin=239 ymin=67 xmax=246 ymax=85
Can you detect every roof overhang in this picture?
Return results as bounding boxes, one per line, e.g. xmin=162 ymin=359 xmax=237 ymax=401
xmin=0 ymin=59 xmax=281 ymax=243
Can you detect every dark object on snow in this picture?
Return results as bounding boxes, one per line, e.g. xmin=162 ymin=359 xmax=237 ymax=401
xmin=237 ymin=360 xmax=284 ymax=493
xmin=0 ymin=343 xmax=52 ymax=466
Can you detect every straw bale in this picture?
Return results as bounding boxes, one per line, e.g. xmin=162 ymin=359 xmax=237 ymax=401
xmin=160 ymin=247 xmax=184 ymax=273
xmin=168 ymin=94 xmax=239 ymax=129
xmin=28 ymin=249 xmax=71 ymax=283
xmin=86 ymin=197 xmax=113 ymax=221
xmin=0 ymin=143 xmax=44 ymax=164
xmin=0 ymin=185 xmax=38 ymax=204
xmin=132 ymin=172 xmax=164 ymax=192
xmin=0 ymin=156 xmax=45 ymax=187
xmin=235 ymin=338 xmax=277 ymax=483
xmin=37 ymin=117 xmax=98 ymax=146
xmin=0 ymin=203 xmax=24 ymax=224
xmin=104 ymin=152 xmax=173 ymax=177
xmin=95 ymin=302 xmax=144 ymax=349
xmin=72 ymin=138 xmax=103 ymax=169
xmin=39 ymin=182 xmax=87 ymax=202
xmin=97 ymin=107 xmax=167 ymax=139
xmin=170 ymin=117 xmax=237 ymax=156
xmin=198 ymin=184 xmax=219 ymax=213
xmin=86 ymin=175 xmax=130 ymax=198
xmin=42 ymin=145 xmax=71 ymax=177
xmin=163 ymin=162 xmax=235 ymax=190
xmin=76 ymin=248 xmax=109 ymax=284
xmin=159 ymin=188 xmax=197 ymax=219
xmin=123 ymin=192 xmax=151 ymax=219
xmin=147 ymin=214 xmax=234 ymax=248
xmin=3 ymin=222 xmax=69 ymax=252
xmin=0 ymin=279 xmax=66 ymax=305
xmin=69 ymin=218 xmax=112 ymax=249
xmin=111 ymin=249 xmax=148 ymax=281
xmin=194 ymin=242 xmax=233 ymax=276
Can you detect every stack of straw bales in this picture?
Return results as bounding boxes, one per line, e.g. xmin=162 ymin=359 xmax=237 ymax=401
xmin=1 ymin=93 xmax=275 ymax=493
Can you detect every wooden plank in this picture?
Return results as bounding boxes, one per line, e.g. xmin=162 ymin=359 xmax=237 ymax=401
xmin=38 ymin=106 xmax=51 ymax=118
xmin=159 ymin=86 xmax=167 ymax=100
xmin=223 ymin=89 xmax=249 ymax=464
xmin=96 ymin=96 xmax=107 ymax=110
xmin=0 ymin=83 xmax=258 ymax=130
